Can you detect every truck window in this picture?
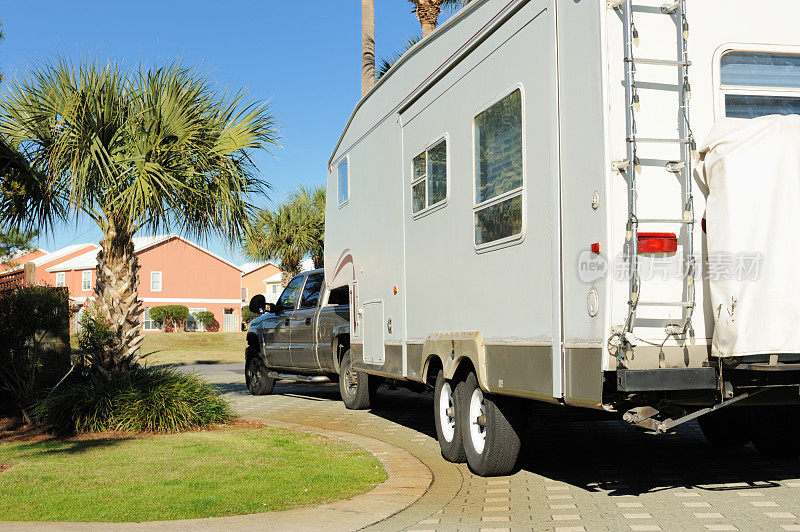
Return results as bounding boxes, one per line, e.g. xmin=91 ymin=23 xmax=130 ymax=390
xmin=277 ymin=275 xmax=305 ymax=310
xmin=411 ymin=137 xmax=448 ymax=215
xmin=474 ymin=88 xmax=523 ymax=246
xmin=300 ymin=273 xmax=324 ymax=309
xmin=327 ymin=286 xmax=349 ymax=306
xmin=721 ymin=51 xmax=800 ymax=118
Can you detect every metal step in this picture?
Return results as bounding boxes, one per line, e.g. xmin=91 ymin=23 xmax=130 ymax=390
xmin=628 ymin=137 xmax=692 ymax=144
xmin=637 ymin=301 xmax=694 ymax=308
xmin=626 ymin=58 xmax=691 ymax=67
xmin=637 ymin=218 xmax=694 ymax=224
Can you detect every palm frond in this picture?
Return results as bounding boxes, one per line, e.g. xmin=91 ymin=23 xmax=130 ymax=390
xmin=376 ymin=35 xmax=422 ymax=79
xmin=0 ymin=59 xmax=280 ymax=243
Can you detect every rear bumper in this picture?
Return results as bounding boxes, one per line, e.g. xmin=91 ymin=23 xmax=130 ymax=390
xmin=617 ymin=368 xmax=718 ymax=392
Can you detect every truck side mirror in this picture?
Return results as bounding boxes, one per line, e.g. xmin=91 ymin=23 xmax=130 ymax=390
xmin=249 ymin=294 xmax=267 ymax=315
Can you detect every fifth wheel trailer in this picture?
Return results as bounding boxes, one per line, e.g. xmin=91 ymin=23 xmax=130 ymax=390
xmin=324 ymin=0 xmax=800 ymax=476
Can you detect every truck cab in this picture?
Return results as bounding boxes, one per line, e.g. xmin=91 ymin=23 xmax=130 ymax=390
xmin=244 ymin=269 xmax=378 ymax=408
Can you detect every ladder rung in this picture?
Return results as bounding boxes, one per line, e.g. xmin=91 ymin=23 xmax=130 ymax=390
xmin=628 ymin=137 xmax=692 ymax=144
xmin=626 ymin=58 xmax=691 ymax=67
xmin=637 ymin=218 xmax=694 ymax=224
xmin=638 ymin=301 xmax=694 ymax=308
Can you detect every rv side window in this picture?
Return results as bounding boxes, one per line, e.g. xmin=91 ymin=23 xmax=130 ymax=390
xmin=721 ymin=51 xmax=800 ymax=118
xmin=411 ymin=137 xmax=447 ymax=215
xmin=337 ymin=158 xmax=349 ymax=206
xmin=473 ymin=89 xmax=523 ymax=246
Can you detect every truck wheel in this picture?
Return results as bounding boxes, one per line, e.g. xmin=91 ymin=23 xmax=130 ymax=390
xmin=751 ymin=406 xmax=800 ymax=458
xmin=434 ymin=370 xmax=466 ymax=463
xmin=245 ymin=353 xmax=275 ymax=396
xmin=460 ymin=372 xmax=521 ymax=476
xmin=698 ymin=407 xmax=752 ymax=448
xmin=339 ymin=349 xmax=373 ymax=410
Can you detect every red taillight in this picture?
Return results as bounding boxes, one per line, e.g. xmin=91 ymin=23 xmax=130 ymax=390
xmin=591 ymin=242 xmax=601 ymax=254
xmin=701 ymin=217 xmax=707 ymax=234
xmin=638 ymin=232 xmax=678 ymax=254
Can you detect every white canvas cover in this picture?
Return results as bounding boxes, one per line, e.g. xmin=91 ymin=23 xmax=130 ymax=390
xmin=699 ymin=115 xmax=800 ymax=357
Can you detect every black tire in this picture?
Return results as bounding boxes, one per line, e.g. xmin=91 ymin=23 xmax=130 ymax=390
xmin=698 ymin=407 xmax=753 ymax=448
xmin=751 ymin=406 xmax=800 ymax=458
xmin=434 ymin=370 xmax=466 ymax=463
xmin=245 ymin=352 xmax=275 ymax=396
xmin=460 ymin=371 xmax=521 ymax=476
xmin=339 ymin=349 xmax=373 ymax=410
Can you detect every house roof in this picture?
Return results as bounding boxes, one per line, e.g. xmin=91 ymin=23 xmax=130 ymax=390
xmin=264 ymin=272 xmax=283 ymax=284
xmin=47 ymin=234 xmax=243 ymax=272
xmin=240 ymin=261 xmax=280 ymax=276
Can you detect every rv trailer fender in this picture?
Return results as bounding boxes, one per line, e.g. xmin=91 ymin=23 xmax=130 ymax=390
xmin=331 ymin=324 xmax=351 ymax=372
xmin=422 ymin=332 xmax=489 ymax=391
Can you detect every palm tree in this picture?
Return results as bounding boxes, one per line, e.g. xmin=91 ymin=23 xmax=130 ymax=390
xmin=0 ymin=60 xmax=278 ymax=376
xmin=243 ymin=184 xmax=325 ymax=285
xmin=291 ymin=185 xmax=325 ymax=269
xmin=362 ymin=0 xmax=376 ymax=96
xmin=409 ymin=0 xmax=470 ymax=38
xmin=244 ymin=202 xmax=309 ymax=286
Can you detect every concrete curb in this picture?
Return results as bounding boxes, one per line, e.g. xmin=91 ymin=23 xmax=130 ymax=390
xmin=0 ymin=420 xmax=432 ymax=532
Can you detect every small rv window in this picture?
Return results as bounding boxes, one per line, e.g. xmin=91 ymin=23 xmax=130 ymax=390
xmin=337 ymin=158 xmax=349 ymax=206
xmin=720 ymin=51 xmax=800 ymax=118
xmin=474 ymin=89 xmax=523 ymax=246
xmin=411 ymin=138 xmax=448 ymax=215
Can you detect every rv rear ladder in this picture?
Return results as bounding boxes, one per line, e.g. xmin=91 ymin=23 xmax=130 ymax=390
xmin=613 ymin=0 xmax=697 ymax=346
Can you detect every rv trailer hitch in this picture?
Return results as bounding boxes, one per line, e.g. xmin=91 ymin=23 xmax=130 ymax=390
xmin=623 ymin=387 xmax=768 ymax=434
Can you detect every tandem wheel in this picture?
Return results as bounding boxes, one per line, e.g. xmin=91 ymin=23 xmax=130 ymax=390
xmin=459 ymin=371 xmax=522 ymax=477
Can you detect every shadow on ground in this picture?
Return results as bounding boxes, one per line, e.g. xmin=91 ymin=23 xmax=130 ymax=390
xmin=217 ymin=377 xmax=800 ymax=496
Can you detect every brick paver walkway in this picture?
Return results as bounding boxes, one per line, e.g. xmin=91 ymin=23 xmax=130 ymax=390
xmin=194 ymin=364 xmax=800 ymax=532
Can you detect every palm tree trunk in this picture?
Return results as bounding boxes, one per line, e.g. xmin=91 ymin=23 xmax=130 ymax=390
xmin=415 ymin=0 xmax=441 ymax=38
xmin=94 ymin=223 xmax=143 ymax=375
xmin=281 ymin=257 xmax=302 ymax=287
xmin=362 ymin=0 xmax=376 ymax=96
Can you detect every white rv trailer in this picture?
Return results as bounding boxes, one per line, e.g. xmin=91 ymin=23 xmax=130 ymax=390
xmin=324 ymin=0 xmax=800 ymax=475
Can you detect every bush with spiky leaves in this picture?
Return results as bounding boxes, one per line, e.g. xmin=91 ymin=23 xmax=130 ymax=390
xmin=33 ymin=367 xmax=232 ymax=435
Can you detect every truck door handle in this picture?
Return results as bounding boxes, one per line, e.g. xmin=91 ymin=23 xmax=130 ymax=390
xmin=305 ymin=317 xmax=312 ymax=325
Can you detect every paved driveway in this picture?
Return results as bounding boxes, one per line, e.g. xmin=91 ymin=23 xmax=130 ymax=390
xmin=190 ymin=364 xmax=800 ymax=532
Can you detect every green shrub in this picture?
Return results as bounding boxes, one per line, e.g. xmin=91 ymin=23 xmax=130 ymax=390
xmin=193 ymin=310 xmax=215 ymax=329
xmin=33 ymin=366 xmax=232 ymax=435
xmin=0 ymin=285 xmax=70 ymax=413
xmin=148 ymin=305 xmax=189 ymax=332
xmin=242 ymin=307 xmax=258 ymax=325
xmin=77 ymin=304 xmax=117 ymax=365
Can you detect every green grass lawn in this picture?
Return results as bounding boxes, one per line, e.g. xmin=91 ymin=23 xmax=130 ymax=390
xmin=71 ymin=332 xmax=247 ymax=366
xmin=0 ymin=427 xmax=386 ymax=522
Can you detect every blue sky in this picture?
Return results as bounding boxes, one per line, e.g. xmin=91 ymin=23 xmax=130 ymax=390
xmin=0 ymin=1 xmax=457 ymax=264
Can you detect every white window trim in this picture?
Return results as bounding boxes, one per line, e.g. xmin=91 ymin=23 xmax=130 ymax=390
xmin=55 ymin=272 xmax=65 ymax=287
xmin=143 ymin=308 xmax=162 ymax=332
xmin=471 ymin=83 xmax=527 ymax=253
xmin=713 ymin=43 xmax=800 ymax=119
xmin=411 ymin=134 xmax=450 ymax=219
xmin=186 ymin=307 xmax=207 ymax=332
xmin=151 ymin=271 xmax=162 ymax=292
xmin=81 ymin=270 xmax=92 ymax=291
xmin=336 ymin=155 xmax=350 ymax=208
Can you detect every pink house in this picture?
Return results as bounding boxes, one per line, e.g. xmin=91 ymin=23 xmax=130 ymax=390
xmin=44 ymin=235 xmax=243 ymax=333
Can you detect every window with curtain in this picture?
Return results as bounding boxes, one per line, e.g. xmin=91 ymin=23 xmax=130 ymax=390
xmin=474 ymin=89 xmax=523 ymax=246
xmin=721 ymin=51 xmax=800 ymax=118
xmin=411 ymin=137 xmax=448 ymax=215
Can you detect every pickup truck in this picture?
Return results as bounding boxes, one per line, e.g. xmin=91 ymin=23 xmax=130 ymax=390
xmin=245 ymin=269 xmax=379 ymax=409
